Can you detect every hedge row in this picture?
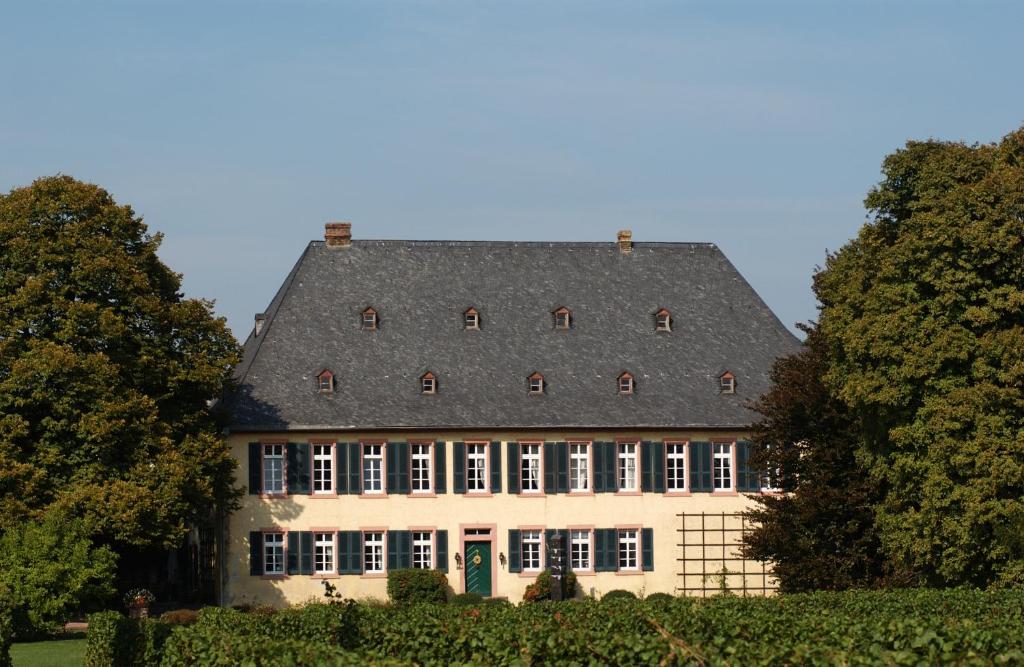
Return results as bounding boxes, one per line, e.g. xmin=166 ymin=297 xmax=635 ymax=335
xmin=0 ymin=585 xmax=12 ymax=667
xmin=93 ymin=588 xmax=1024 ymax=666
xmin=84 ymin=611 xmax=173 ymax=667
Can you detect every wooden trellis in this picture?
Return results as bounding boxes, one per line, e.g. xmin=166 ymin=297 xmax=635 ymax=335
xmin=675 ymin=512 xmax=778 ymax=597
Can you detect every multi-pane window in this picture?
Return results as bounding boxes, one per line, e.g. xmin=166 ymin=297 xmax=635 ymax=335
xmin=464 ymin=308 xmax=480 ymax=330
xmin=263 ymin=443 xmax=284 ymax=494
xmin=421 ymin=373 xmax=437 ymax=394
xmin=312 ymin=444 xmax=333 ymax=494
xmin=318 ymin=372 xmax=334 ymax=392
xmin=554 ymin=307 xmax=571 ymax=329
xmin=713 ymin=443 xmax=733 ymax=490
xmin=263 ymin=533 xmax=284 ymax=574
xmin=570 ymin=529 xmax=591 ymax=570
xmin=667 ymin=443 xmax=686 ymax=492
xmin=467 ymin=444 xmax=488 ymax=492
xmin=363 ymin=444 xmax=383 ymax=494
xmin=656 ymin=309 xmax=671 ymax=332
xmin=720 ymin=373 xmax=736 ymax=394
xmin=570 ymin=443 xmax=589 ymax=492
xmin=363 ymin=532 xmax=384 ymax=573
xmin=618 ymin=529 xmax=639 ymax=571
xmin=618 ymin=442 xmax=638 ymax=491
xmin=361 ymin=308 xmax=378 ymax=330
xmin=412 ymin=531 xmax=433 ymax=569
xmin=314 ymin=532 xmax=334 ymax=574
xmin=521 ymin=444 xmax=541 ymax=492
xmin=411 ymin=444 xmax=432 ymax=493
xmin=618 ymin=373 xmax=634 ymax=394
xmin=529 ymin=374 xmax=544 ymax=394
xmin=522 ymin=530 xmax=542 ymax=571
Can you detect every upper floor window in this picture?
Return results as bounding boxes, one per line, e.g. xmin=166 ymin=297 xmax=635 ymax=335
xmin=667 ymin=443 xmax=687 ymax=492
xmin=466 ymin=443 xmax=488 ymax=492
xmin=618 ymin=372 xmax=635 ymax=395
xmin=720 ymin=371 xmax=736 ymax=394
xmin=464 ymin=307 xmax=480 ymax=330
xmin=569 ymin=443 xmax=589 ymax=492
xmin=362 ymin=443 xmax=384 ymax=494
xmin=312 ymin=443 xmax=333 ymax=494
xmin=263 ymin=443 xmax=284 ymax=494
xmin=553 ymin=307 xmax=572 ymax=330
xmin=421 ymin=372 xmax=437 ymax=394
xmin=317 ymin=370 xmax=334 ymax=393
xmin=411 ymin=443 xmax=432 ymax=493
xmin=655 ymin=308 xmax=671 ymax=332
xmin=528 ymin=372 xmax=544 ymax=394
xmin=361 ymin=307 xmax=378 ymax=330
xmin=520 ymin=443 xmax=541 ymax=493
xmin=618 ymin=442 xmax=638 ymax=491
xmin=713 ymin=442 xmax=733 ymax=491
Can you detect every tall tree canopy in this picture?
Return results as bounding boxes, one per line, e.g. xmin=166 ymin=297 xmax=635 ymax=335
xmin=0 ymin=175 xmax=240 ymax=549
xmin=815 ymin=127 xmax=1024 ymax=586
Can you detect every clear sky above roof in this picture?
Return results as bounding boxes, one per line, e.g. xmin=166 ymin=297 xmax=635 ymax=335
xmin=3 ymin=0 xmax=1022 ymax=339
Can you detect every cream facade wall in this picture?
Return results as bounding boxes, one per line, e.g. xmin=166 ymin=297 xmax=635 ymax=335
xmin=224 ymin=430 xmax=766 ymax=606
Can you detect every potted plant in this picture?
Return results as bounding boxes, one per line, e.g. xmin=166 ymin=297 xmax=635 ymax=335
xmin=123 ymin=588 xmax=156 ymax=619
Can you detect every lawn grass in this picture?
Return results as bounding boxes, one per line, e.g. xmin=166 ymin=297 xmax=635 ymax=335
xmin=10 ymin=633 xmax=86 ymax=667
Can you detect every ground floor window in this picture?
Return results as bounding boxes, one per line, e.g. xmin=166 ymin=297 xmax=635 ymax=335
xmin=314 ymin=532 xmax=334 ymax=574
xmin=522 ymin=530 xmax=542 ymax=571
xmin=412 ymin=531 xmax=433 ymax=569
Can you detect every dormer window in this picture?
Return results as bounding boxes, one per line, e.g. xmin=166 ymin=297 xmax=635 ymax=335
xmin=720 ymin=371 xmax=736 ymax=394
xmin=618 ymin=372 xmax=635 ymax=395
xmin=655 ymin=308 xmax=671 ymax=332
xmin=361 ymin=307 xmax=378 ymax=330
xmin=317 ymin=370 xmax=334 ymax=393
xmin=528 ymin=372 xmax=545 ymax=394
xmin=464 ymin=308 xmax=480 ymax=330
xmin=420 ymin=372 xmax=437 ymax=394
xmin=554 ymin=307 xmax=572 ymax=330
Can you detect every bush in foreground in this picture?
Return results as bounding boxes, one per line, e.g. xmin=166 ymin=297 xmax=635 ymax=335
xmin=386 ymin=568 xmax=449 ymax=605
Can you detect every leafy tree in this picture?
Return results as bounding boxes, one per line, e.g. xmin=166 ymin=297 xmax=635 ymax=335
xmin=0 ymin=511 xmax=117 ymax=639
xmin=0 ymin=175 xmax=240 ymax=552
xmin=814 ymin=127 xmax=1024 ymax=586
xmin=741 ymin=324 xmax=901 ymax=591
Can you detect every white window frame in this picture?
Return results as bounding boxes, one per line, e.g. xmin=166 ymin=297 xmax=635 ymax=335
xmin=617 ymin=442 xmax=638 ymax=492
xmin=720 ymin=374 xmax=736 ymax=394
xmin=464 ymin=309 xmax=480 ymax=330
xmin=569 ymin=442 xmax=589 ymax=492
xmin=314 ymin=532 xmax=335 ymax=574
xmin=466 ymin=443 xmax=488 ymax=493
xmin=713 ymin=442 xmax=734 ymax=491
xmin=520 ymin=443 xmax=541 ymax=493
xmin=554 ymin=308 xmax=571 ymax=329
xmin=617 ymin=529 xmax=639 ymax=571
xmin=656 ymin=310 xmax=671 ymax=331
xmin=529 ymin=375 xmax=544 ymax=394
xmin=618 ymin=374 xmax=634 ymax=394
xmin=569 ymin=529 xmax=591 ymax=570
xmin=363 ymin=531 xmax=384 ymax=573
xmin=263 ymin=532 xmax=284 ymax=575
xmin=262 ymin=443 xmax=285 ymax=494
xmin=521 ymin=529 xmax=542 ymax=571
xmin=312 ymin=443 xmax=333 ymax=494
xmin=421 ymin=374 xmax=436 ymax=394
xmin=666 ymin=442 xmax=687 ymax=492
xmin=318 ymin=372 xmax=333 ymax=392
xmin=412 ymin=531 xmax=433 ymax=569
xmin=362 ymin=443 xmax=384 ymax=494
xmin=411 ymin=443 xmax=433 ymax=494
xmin=362 ymin=310 xmax=377 ymax=330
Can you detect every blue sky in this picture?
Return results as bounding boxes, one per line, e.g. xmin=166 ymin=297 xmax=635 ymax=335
xmin=3 ymin=1 xmax=1022 ymax=339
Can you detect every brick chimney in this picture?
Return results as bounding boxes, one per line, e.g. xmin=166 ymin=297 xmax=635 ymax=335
xmin=254 ymin=313 xmax=266 ymax=337
xmin=325 ymin=222 xmax=352 ymax=248
xmin=617 ymin=229 xmax=633 ymax=254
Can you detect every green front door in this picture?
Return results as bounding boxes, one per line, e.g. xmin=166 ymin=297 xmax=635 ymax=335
xmin=465 ymin=541 xmax=492 ymax=597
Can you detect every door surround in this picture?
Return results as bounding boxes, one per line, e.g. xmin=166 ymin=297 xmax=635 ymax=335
xmin=459 ymin=523 xmax=497 ymax=596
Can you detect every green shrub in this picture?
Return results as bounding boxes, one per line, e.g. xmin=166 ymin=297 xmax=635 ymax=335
xmin=522 ymin=570 xmax=579 ymax=602
xmin=643 ymin=592 xmax=674 ymax=604
xmin=601 ymin=589 xmax=637 ymax=602
xmin=450 ymin=592 xmax=484 ymax=606
xmin=84 ymin=611 xmax=170 ymax=667
xmin=0 ymin=584 xmax=12 ymax=667
xmin=386 ymin=568 xmax=449 ymax=605
xmin=0 ymin=513 xmax=117 ymax=639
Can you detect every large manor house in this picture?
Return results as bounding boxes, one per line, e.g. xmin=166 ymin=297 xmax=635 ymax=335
xmin=220 ymin=224 xmax=800 ymax=604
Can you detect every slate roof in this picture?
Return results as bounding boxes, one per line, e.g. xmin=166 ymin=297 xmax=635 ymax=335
xmin=224 ymin=239 xmax=801 ymax=432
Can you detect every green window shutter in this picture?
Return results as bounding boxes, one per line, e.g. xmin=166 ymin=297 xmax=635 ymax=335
xmin=349 ymin=531 xmax=363 ymax=574
xmin=543 ymin=443 xmax=556 ymax=493
xmin=286 ymin=443 xmax=298 ymax=493
xmin=641 ymin=441 xmax=653 ymax=492
xmin=641 ymin=528 xmax=654 ymax=571
xmin=336 ymin=532 xmax=349 ymax=574
xmin=507 ymin=441 xmax=520 ymax=493
xmin=335 ymin=443 xmax=348 ymax=494
xmin=249 ymin=532 xmax=262 ymax=575
xmin=604 ymin=443 xmax=617 ymax=492
xmin=691 ymin=441 xmax=712 ymax=492
xmin=436 ymin=530 xmax=449 ymax=572
xmin=490 ymin=441 xmax=502 ymax=493
xmin=287 ymin=531 xmax=300 ymax=574
xmin=434 ymin=442 xmax=446 ymax=493
xmin=387 ymin=530 xmax=400 ymax=571
xmin=544 ymin=528 xmax=556 ymax=569
xmin=701 ymin=442 xmax=713 ymax=491
xmin=593 ymin=529 xmax=605 ymax=570
xmin=595 ymin=528 xmax=617 ymax=572
xmin=738 ymin=440 xmax=758 ymax=491
xmin=508 ymin=529 xmax=522 ymax=573
xmin=399 ymin=531 xmax=412 ymax=569
xmin=556 ymin=442 xmax=569 ymax=493
xmin=347 ymin=444 xmax=360 ymax=494
xmin=592 ymin=443 xmax=606 ymax=493
xmin=300 ymin=531 xmax=313 ymax=575
xmin=248 ymin=443 xmax=261 ymax=494
xmin=653 ymin=442 xmax=666 ymax=492
xmin=397 ymin=442 xmax=410 ymax=494
xmin=453 ymin=442 xmax=465 ymax=494
xmin=386 ymin=443 xmax=399 ymax=494
xmin=285 ymin=443 xmax=310 ymax=494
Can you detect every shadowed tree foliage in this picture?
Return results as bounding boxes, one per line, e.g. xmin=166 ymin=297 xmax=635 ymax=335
xmin=0 ymin=175 xmax=241 ymax=553
xmin=813 ymin=127 xmax=1024 ymax=586
xmin=741 ymin=324 xmax=899 ymax=592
